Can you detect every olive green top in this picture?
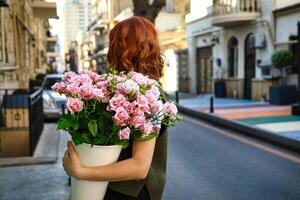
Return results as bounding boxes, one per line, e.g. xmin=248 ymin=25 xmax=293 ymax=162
xmin=108 ymin=125 xmax=168 ymax=200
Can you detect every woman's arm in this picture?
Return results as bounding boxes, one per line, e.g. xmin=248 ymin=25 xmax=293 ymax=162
xmin=63 ymin=138 xmax=156 ymax=181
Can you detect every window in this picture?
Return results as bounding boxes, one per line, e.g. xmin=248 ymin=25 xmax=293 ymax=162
xmin=228 ymin=37 xmax=238 ymax=77
xmin=289 ymin=35 xmax=300 ymax=74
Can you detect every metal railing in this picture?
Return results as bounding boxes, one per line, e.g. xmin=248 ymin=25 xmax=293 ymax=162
xmin=212 ymin=0 xmax=260 ymax=15
xmin=0 ymin=89 xmax=44 ymax=156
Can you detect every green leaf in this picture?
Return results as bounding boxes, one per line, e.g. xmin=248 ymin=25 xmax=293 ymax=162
xmin=92 ymin=135 xmax=108 ymax=145
xmin=82 ymin=133 xmax=92 ymax=144
xmin=57 ymin=114 xmax=73 ymax=130
xmin=73 ymin=121 xmax=79 ymax=131
xmin=72 ymin=132 xmax=85 ymax=145
xmin=99 ymin=111 xmax=113 ymax=133
xmin=88 ymin=120 xmax=98 ymax=137
xmin=135 ymin=132 xmax=157 ymax=142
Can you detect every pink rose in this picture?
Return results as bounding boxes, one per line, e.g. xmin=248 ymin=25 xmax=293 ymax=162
xmin=133 ymin=109 xmax=144 ymax=117
xmin=122 ymin=101 xmax=135 ymax=114
xmin=51 ymin=82 xmax=66 ymax=93
xmin=96 ymin=80 xmax=108 ymax=89
xmin=131 ymin=115 xmax=145 ymax=128
xmin=78 ymin=74 xmax=93 ymax=85
xmin=128 ymin=71 xmax=149 ymax=85
xmin=93 ymin=88 xmax=109 ymax=101
xmin=64 ymin=72 xmax=78 ymax=83
xmin=66 ymin=83 xmax=79 ymax=97
xmin=113 ymin=107 xmax=129 ymax=126
xmin=118 ymin=127 xmax=130 ymax=140
xmin=108 ymin=94 xmax=126 ymax=111
xmin=141 ymin=122 xmax=153 ymax=137
xmin=135 ymin=94 xmax=150 ymax=113
xmin=66 ymin=98 xmax=83 ymax=112
xmin=163 ymin=102 xmax=178 ymax=117
xmin=150 ymin=100 xmax=163 ymax=114
xmin=79 ymin=83 xmax=93 ymax=100
xmin=117 ymin=79 xmax=139 ymax=94
xmin=145 ymin=87 xmax=160 ymax=104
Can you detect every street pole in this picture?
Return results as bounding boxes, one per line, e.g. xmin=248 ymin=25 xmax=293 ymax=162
xmin=210 ymin=95 xmax=214 ymax=113
xmin=297 ymin=21 xmax=300 ymax=92
xmin=175 ymin=91 xmax=179 ymax=104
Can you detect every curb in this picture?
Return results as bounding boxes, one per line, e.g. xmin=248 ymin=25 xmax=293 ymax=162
xmin=0 ymin=156 xmax=57 ymax=168
xmin=178 ymin=105 xmax=300 ymax=154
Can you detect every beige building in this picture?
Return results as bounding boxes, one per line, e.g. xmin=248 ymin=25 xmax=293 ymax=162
xmin=186 ymin=0 xmax=300 ymax=100
xmin=0 ymin=0 xmax=57 ymax=89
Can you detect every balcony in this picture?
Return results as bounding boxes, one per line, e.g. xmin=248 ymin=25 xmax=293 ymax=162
xmin=32 ymin=0 xmax=57 ymax=19
xmin=212 ymin=0 xmax=261 ymax=27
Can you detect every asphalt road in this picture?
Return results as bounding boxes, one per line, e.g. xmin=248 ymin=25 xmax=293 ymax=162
xmin=163 ymin=116 xmax=300 ymax=200
xmin=1 ymin=117 xmax=300 ymax=200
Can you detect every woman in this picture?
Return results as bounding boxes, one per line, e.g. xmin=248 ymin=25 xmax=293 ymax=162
xmin=63 ymin=16 xmax=168 ymax=200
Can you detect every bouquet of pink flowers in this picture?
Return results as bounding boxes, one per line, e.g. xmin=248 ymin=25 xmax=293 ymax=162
xmin=52 ymin=69 xmax=181 ymax=147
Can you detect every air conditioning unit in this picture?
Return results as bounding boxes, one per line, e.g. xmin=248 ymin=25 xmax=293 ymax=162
xmin=254 ymin=32 xmax=266 ymax=49
xmin=0 ymin=0 xmax=9 ymax=7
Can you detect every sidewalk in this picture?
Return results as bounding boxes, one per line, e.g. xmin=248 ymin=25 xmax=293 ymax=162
xmin=172 ymin=92 xmax=300 ymax=150
xmin=0 ymin=124 xmax=71 ymax=200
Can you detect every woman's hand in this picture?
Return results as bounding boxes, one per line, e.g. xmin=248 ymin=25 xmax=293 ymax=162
xmin=63 ymin=141 xmax=86 ymax=179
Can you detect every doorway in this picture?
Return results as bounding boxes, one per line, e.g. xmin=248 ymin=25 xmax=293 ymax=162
xmin=244 ymin=33 xmax=256 ymax=99
xmin=196 ymin=47 xmax=213 ymax=94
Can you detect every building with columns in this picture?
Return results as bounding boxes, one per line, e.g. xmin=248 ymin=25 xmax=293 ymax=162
xmin=185 ymin=0 xmax=300 ymax=100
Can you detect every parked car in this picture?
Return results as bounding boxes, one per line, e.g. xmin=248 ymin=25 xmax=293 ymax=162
xmin=42 ymin=74 xmax=66 ymax=119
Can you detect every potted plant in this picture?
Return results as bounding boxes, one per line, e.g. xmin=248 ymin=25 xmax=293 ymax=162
xmin=269 ymin=50 xmax=296 ymax=105
xmin=52 ymin=69 xmax=181 ymax=200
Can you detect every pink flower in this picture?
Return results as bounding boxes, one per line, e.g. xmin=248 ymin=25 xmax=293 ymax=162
xmin=118 ymin=127 xmax=130 ymax=140
xmin=117 ymin=79 xmax=139 ymax=94
xmin=51 ymin=82 xmax=66 ymax=93
xmin=79 ymin=83 xmax=93 ymax=100
xmin=64 ymin=72 xmax=78 ymax=83
xmin=150 ymin=100 xmax=163 ymax=114
xmin=122 ymin=101 xmax=135 ymax=114
xmin=96 ymin=80 xmax=108 ymax=89
xmin=93 ymin=88 xmax=109 ymax=102
xmin=128 ymin=71 xmax=149 ymax=85
xmin=78 ymin=74 xmax=93 ymax=85
xmin=135 ymin=94 xmax=150 ymax=113
xmin=113 ymin=107 xmax=129 ymax=126
xmin=131 ymin=115 xmax=145 ymax=128
xmin=145 ymin=87 xmax=160 ymax=104
xmin=66 ymin=98 xmax=83 ymax=112
xmin=133 ymin=109 xmax=144 ymax=117
xmin=141 ymin=122 xmax=153 ymax=137
xmin=108 ymin=94 xmax=126 ymax=111
xmin=163 ymin=102 xmax=178 ymax=117
xmin=66 ymin=83 xmax=79 ymax=97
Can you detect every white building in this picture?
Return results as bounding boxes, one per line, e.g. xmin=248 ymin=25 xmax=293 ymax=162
xmin=62 ymin=0 xmax=92 ymax=53
xmin=186 ymin=0 xmax=300 ymax=100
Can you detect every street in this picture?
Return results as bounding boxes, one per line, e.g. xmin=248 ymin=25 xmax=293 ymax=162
xmin=163 ymin=116 xmax=300 ymax=200
xmin=1 ymin=116 xmax=300 ymax=200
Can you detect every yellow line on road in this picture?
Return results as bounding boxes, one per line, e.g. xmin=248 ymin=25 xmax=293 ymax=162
xmin=184 ymin=115 xmax=300 ymax=165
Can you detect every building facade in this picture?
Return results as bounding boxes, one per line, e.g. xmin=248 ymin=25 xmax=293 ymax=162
xmin=0 ymin=0 xmax=57 ymax=89
xmin=63 ymin=0 xmax=92 ymax=54
xmin=186 ymin=0 xmax=300 ymax=100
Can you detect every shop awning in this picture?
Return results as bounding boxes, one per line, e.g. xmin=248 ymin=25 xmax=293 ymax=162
xmin=32 ymin=1 xmax=57 ymax=19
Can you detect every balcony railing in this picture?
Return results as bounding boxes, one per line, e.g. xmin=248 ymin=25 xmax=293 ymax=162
xmin=212 ymin=0 xmax=260 ymax=26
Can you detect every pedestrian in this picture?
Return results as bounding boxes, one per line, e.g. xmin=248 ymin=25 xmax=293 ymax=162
xmin=63 ymin=16 xmax=168 ymax=200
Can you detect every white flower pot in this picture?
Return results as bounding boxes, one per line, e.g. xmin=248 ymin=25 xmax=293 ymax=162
xmin=71 ymin=143 xmax=122 ymax=200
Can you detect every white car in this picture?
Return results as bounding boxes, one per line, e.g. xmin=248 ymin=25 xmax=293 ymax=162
xmin=42 ymin=74 xmax=66 ymax=119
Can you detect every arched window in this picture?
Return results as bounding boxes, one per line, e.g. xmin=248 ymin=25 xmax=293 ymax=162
xmin=228 ymin=37 xmax=238 ymax=77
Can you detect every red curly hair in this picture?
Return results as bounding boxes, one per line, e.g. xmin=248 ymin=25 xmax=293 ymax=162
xmin=107 ymin=16 xmax=164 ymax=81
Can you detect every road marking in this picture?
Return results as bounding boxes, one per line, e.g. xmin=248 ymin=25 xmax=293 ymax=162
xmin=183 ymin=115 xmax=300 ymax=165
